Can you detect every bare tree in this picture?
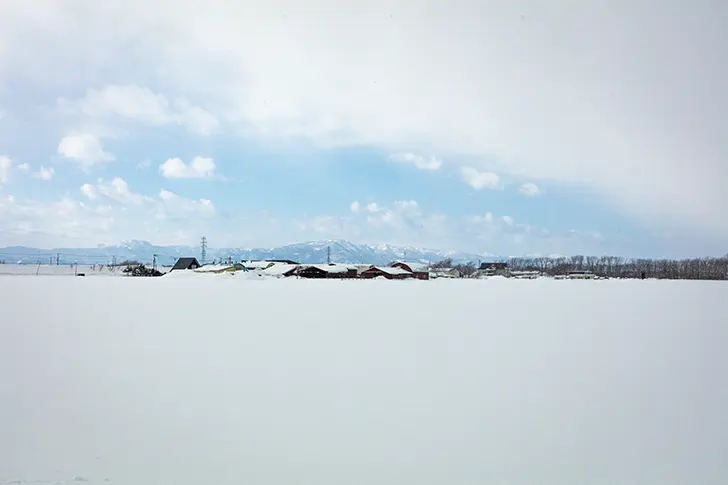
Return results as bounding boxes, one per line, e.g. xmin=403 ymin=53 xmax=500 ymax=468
xmin=431 ymin=258 xmax=453 ymax=269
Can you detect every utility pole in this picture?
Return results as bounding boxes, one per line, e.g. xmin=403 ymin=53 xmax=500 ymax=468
xmin=327 ymin=245 xmax=331 ymax=264
xmin=201 ymin=236 xmax=208 ymax=264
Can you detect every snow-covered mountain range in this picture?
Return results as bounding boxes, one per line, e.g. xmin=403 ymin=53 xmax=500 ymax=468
xmin=0 ymin=239 xmax=499 ymax=266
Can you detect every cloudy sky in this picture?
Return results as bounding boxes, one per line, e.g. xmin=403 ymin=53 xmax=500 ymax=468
xmin=0 ymin=0 xmax=726 ymax=256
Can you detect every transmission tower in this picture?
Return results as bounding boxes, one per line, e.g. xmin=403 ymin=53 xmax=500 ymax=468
xmin=152 ymin=254 xmax=158 ymax=271
xmin=201 ymin=237 xmax=208 ymax=264
xmin=327 ymin=245 xmax=331 ymax=264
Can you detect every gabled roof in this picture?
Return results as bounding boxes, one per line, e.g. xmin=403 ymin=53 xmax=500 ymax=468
xmin=365 ymin=266 xmax=412 ymax=275
xmin=297 ymin=264 xmax=352 ymax=274
xmin=172 ymin=257 xmax=200 ymax=270
xmin=392 ymin=261 xmax=428 ymax=272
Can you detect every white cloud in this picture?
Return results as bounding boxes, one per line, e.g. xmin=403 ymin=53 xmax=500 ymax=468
xmin=158 ymin=189 xmax=215 ymax=219
xmin=96 ymin=177 xmax=150 ymax=205
xmin=32 ymin=166 xmax=55 ymax=180
xmin=519 ymin=182 xmax=542 ymax=197
xmin=501 ymin=215 xmax=515 ymax=226
xmin=0 ymin=195 xmax=117 ymax=247
xmin=388 ymin=152 xmax=442 ymax=171
xmin=58 ymin=84 xmax=220 ymax=135
xmin=16 ymin=163 xmax=29 ymax=172
xmin=365 ymin=202 xmax=380 ymax=213
xmin=2 ymin=2 xmax=728 ymax=245
xmin=471 ymin=212 xmax=495 ymax=224
xmin=349 ymin=201 xmax=360 ymax=212
xmin=57 ymin=134 xmax=114 ymax=166
xmin=0 ymin=177 xmax=219 ymax=247
xmin=0 ymin=156 xmax=11 ymax=183
xmin=392 ymin=200 xmax=419 ymax=212
xmin=460 ymin=166 xmax=501 ymax=190
xmin=159 ymin=156 xmax=216 ymax=179
xmin=80 ymin=183 xmax=97 ymax=200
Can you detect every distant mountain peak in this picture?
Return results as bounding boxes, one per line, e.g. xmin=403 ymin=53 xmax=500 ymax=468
xmin=0 ymin=239 xmax=498 ymax=266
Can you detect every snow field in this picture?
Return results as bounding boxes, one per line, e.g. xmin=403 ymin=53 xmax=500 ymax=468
xmin=1 ymin=276 xmax=727 ymax=485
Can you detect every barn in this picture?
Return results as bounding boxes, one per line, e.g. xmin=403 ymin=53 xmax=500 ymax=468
xmin=391 ymin=261 xmax=430 ymax=280
xmin=171 ymin=257 xmax=201 ymax=271
xmin=360 ymin=266 xmax=414 ymax=280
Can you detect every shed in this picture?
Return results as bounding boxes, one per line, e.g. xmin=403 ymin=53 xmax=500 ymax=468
xmin=391 ymin=261 xmax=430 ymax=280
xmin=171 ymin=257 xmax=201 ymax=271
xmin=360 ymin=266 xmax=414 ymax=280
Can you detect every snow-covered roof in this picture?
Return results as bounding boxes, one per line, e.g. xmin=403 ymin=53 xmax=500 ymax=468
xmin=262 ymin=263 xmax=298 ymax=275
xmin=194 ymin=264 xmax=237 ymax=273
xmin=243 ymin=260 xmax=273 ymax=269
xmin=392 ymin=261 xmax=428 ymax=272
xmin=299 ymin=264 xmax=353 ymax=274
xmin=367 ymin=266 xmax=412 ymax=275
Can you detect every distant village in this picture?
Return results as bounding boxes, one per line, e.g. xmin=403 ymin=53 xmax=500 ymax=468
xmin=170 ymin=257 xmax=599 ymax=280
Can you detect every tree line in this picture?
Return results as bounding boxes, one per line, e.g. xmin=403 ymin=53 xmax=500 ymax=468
xmin=428 ymin=254 xmax=728 ymax=280
xmin=507 ymin=254 xmax=728 ymax=280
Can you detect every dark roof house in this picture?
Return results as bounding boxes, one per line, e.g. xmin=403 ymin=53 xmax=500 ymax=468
xmin=171 ymin=257 xmax=201 ymax=271
xmin=294 ymin=264 xmax=357 ymax=279
xmin=360 ymin=266 xmax=414 ymax=280
xmin=479 ymin=262 xmax=508 ymax=271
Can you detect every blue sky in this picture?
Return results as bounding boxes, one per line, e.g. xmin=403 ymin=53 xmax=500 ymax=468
xmin=1 ymin=1 xmax=727 ymax=257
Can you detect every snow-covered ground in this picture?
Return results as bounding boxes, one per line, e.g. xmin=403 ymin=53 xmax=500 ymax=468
xmin=0 ymin=264 xmax=172 ymax=276
xmin=1 ymin=276 xmax=726 ymax=485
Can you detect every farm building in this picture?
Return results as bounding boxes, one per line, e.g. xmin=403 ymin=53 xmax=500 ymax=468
xmin=360 ymin=266 xmax=414 ymax=280
xmin=567 ymin=270 xmax=596 ymax=279
xmin=478 ymin=262 xmax=509 ymax=276
xmin=391 ymin=262 xmax=430 ymax=280
xmin=429 ymin=267 xmax=461 ymax=279
xmin=171 ymin=257 xmax=201 ymax=271
xmin=293 ymin=264 xmax=357 ymax=279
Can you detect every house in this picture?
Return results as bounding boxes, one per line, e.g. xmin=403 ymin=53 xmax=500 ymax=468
xmin=293 ymin=264 xmax=357 ymax=279
xmin=391 ymin=261 xmax=430 ymax=280
xmin=352 ymin=264 xmax=375 ymax=275
xmin=360 ymin=266 xmax=414 ymax=280
xmin=429 ymin=267 xmax=461 ymax=279
xmin=478 ymin=262 xmax=509 ymax=276
xmin=171 ymin=257 xmax=201 ymax=271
